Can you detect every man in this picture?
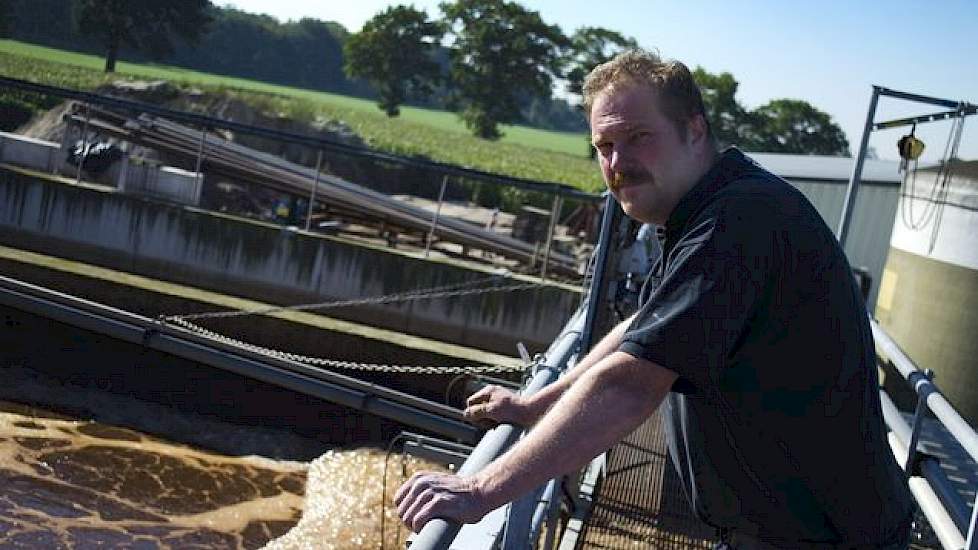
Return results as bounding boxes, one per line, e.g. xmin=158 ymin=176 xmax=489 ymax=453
xmin=395 ymin=50 xmax=913 ymax=548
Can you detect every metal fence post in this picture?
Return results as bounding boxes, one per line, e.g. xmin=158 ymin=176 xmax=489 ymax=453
xmin=540 ymin=190 xmax=562 ymax=281
xmin=74 ymin=102 xmax=91 ymax=185
xmin=305 ymin=149 xmax=323 ymax=231
xmin=425 ymin=175 xmax=449 ymax=258
xmin=193 ymin=124 xmax=207 ymax=190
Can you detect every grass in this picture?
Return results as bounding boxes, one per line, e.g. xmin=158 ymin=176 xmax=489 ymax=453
xmin=0 ymin=39 xmax=604 ymax=191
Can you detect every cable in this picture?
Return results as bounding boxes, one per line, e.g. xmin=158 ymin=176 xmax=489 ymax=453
xmin=444 ymin=373 xmax=472 ymax=407
xmin=900 ymin=106 xmax=966 ymax=232
xmin=164 ymin=274 xmax=538 ymax=322
xmin=379 ymin=434 xmax=408 ymax=550
xmin=927 ymin=108 xmax=967 ymax=254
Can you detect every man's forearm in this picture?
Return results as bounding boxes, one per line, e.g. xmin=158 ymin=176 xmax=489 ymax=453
xmin=474 ymin=351 xmax=675 ymax=509
xmin=523 ymin=314 xmax=636 ymax=419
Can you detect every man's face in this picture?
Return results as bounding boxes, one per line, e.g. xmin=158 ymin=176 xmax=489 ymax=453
xmin=590 ymin=83 xmax=704 ymax=225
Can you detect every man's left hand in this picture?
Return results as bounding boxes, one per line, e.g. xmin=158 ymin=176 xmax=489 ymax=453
xmin=394 ymin=471 xmax=493 ymax=532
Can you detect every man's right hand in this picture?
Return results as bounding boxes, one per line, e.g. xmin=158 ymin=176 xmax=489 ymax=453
xmin=463 ymin=385 xmax=536 ymax=429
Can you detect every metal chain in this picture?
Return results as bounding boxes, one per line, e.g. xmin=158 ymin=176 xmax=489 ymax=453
xmin=164 ymin=276 xmax=542 ymax=322
xmin=165 ymin=316 xmax=530 ymax=375
xmin=160 ymin=277 xmax=544 ymax=375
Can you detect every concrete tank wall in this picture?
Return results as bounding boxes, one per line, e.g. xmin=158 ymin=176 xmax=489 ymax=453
xmin=0 ymin=166 xmax=579 ymax=355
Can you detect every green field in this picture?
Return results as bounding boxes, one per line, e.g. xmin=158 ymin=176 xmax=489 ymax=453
xmin=0 ymin=40 xmax=604 ymax=191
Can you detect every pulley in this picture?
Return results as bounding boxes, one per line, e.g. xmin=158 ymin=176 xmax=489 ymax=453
xmin=897 ymin=123 xmax=925 ymax=171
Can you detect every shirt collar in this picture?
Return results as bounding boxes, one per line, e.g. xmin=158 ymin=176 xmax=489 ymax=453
xmin=664 ymin=147 xmax=751 ymax=238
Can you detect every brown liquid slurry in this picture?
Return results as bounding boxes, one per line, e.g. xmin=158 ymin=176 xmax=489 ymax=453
xmin=265 ymin=449 xmax=448 ymax=550
xmin=0 ymin=401 xmax=445 ymax=549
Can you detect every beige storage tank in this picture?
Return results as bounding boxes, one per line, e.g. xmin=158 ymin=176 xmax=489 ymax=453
xmin=875 ymin=161 xmax=978 ymax=423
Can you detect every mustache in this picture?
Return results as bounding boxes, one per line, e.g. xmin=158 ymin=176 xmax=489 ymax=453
xmin=610 ymin=169 xmax=654 ymax=190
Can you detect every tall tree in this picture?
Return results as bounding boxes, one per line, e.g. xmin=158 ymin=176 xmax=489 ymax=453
xmin=75 ymin=0 xmax=212 ymax=73
xmin=752 ymin=99 xmax=850 ymax=155
xmin=692 ymin=67 xmax=752 ymax=149
xmin=565 ymin=27 xmax=638 ymax=97
xmin=344 ymin=6 xmax=443 ymax=117
xmin=565 ymin=26 xmax=637 ymax=156
xmin=440 ymin=0 xmax=569 ymax=139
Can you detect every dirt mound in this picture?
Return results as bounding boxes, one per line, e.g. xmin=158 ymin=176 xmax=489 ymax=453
xmin=17 ymin=101 xmax=74 ymax=143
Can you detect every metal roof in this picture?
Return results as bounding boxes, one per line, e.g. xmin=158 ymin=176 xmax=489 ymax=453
xmin=746 ymin=152 xmax=902 ymax=184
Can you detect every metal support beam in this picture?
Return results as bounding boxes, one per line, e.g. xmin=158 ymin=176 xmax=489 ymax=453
xmin=837 ymin=86 xmax=880 ymax=247
xmin=527 ymin=479 xmax=559 ymax=549
xmin=878 ymin=86 xmax=966 ymax=109
xmin=556 ymin=454 xmax=605 ymax=550
xmin=542 ymin=478 xmax=561 ymax=550
xmin=874 ymin=106 xmax=977 ymax=130
xmin=501 ymin=483 xmax=546 ymax=549
xmin=838 ymin=86 xmax=976 ymax=247
xmin=580 ymin=193 xmax=619 ymax=354
xmin=403 ymin=441 xmax=471 ymax=467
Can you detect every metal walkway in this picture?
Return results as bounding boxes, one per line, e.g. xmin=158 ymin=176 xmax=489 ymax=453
xmin=580 ymin=409 xmax=714 ymax=549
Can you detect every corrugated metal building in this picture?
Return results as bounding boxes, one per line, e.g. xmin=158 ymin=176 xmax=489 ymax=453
xmin=746 ymin=152 xmax=903 ymax=311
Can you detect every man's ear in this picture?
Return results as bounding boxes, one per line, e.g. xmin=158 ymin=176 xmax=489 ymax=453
xmin=687 ymin=114 xmax=708 ymax=146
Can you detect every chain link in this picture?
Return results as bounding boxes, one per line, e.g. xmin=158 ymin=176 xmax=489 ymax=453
xmin=161 ymin=277 xmax=543 ymax=375
xmin=166 ymin=316 xmax=529 ymax=374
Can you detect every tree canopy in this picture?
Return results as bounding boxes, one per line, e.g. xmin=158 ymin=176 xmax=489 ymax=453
xmin=75 ymin=0 xmax=212 ymax=72
xmin=751 ymin=99 xmax=851 ymax=155
xmin=693 ymin=67 xmax=750 ymax=149
xmin=5 ymin=0 xmax=849 ymax=154
xmin=565 ymin=27 xmax=638 ymax=98
xmin=440 ymin=0 xmax=569 ymax=139
xmin=343 ymin=6 xmax=443 ymax=117
xmin=694 ymin=68 xmax=849 ymax=155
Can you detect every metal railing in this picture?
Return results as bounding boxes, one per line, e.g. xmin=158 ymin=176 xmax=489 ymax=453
xmin=407 ymin=307 xmax=585 ymax=549
xmin=874 ymin=318 xmax=978 ymax=550
xmin=408 ymin=195 xmax=619 ymax=549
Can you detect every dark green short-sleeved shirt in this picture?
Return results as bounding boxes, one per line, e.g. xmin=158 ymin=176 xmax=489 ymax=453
xmin=619 ymin=148 xmax=912 ymax=544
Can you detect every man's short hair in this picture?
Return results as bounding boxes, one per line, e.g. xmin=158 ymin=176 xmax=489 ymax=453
xmin=583 ymin=49 xmax=711 ymax=141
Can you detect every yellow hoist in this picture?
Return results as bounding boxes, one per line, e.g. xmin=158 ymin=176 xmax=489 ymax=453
xmin=897 ymin=123 xmax=925 ymax=172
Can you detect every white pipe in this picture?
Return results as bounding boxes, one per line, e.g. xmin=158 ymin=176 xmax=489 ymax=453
xmin=872 ymin=318 xmax=978 ymax=465
xmin=888 ymin=433 xmax=966 ymax=550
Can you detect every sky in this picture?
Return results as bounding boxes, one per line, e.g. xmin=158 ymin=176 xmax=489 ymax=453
xmin=222 ymin=0 xmax=978 ymax=163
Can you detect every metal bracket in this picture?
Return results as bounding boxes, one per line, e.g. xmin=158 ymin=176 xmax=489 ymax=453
xmin=905 ymin=368 xmax=935 ymax=477
xmin=400 ymin=431 xmax=474 ymax=475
